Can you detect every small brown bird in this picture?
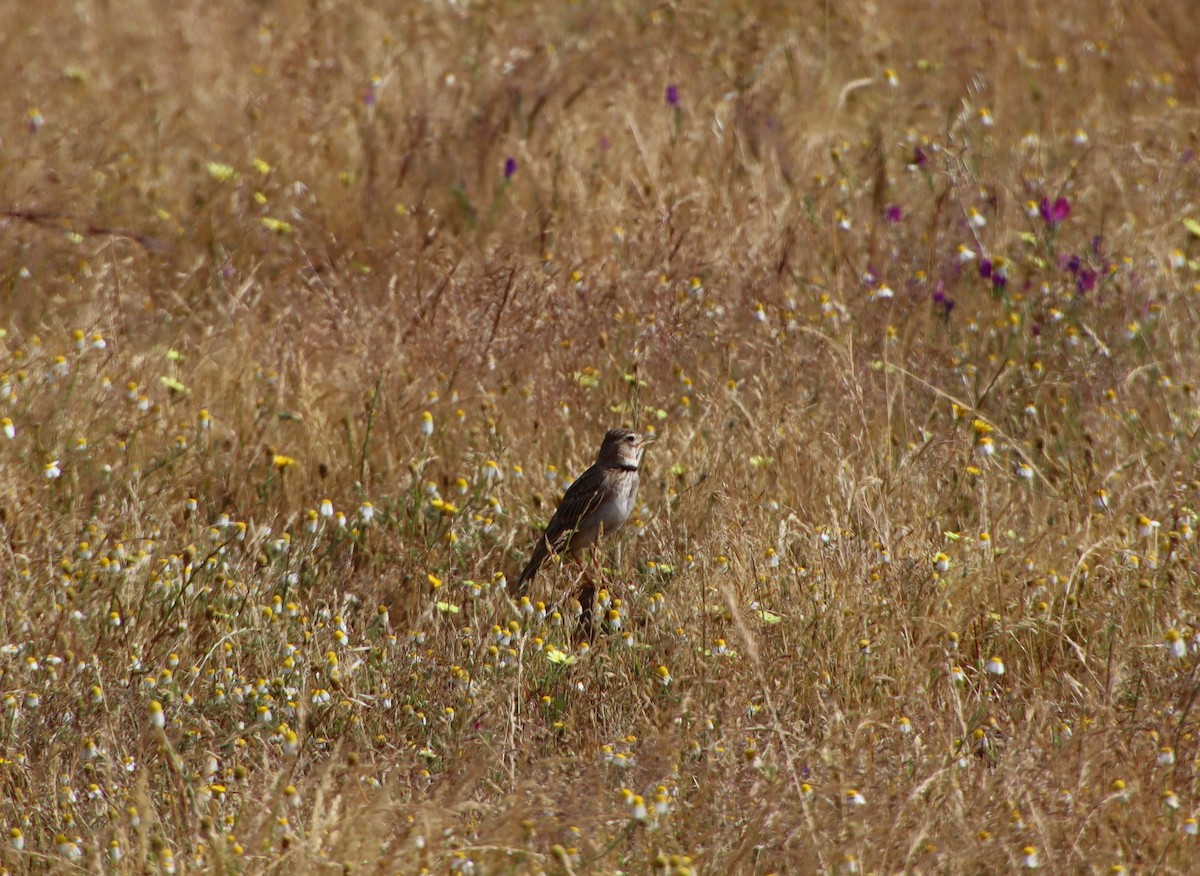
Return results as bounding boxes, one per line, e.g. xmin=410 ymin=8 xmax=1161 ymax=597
xmin=515 ymin=428 xmax=654 ymax=595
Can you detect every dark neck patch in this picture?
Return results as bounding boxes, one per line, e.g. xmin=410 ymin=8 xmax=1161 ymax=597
xmin=615 ymin=462 xmax=639 ymax=472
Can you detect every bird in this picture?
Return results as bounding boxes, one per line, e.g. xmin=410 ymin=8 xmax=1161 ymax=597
xmin=514 ymin=428 xmax=655 ymax=599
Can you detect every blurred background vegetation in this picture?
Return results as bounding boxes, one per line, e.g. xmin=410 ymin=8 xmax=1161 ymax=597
xmin=2 ymin=0 xmax=1200 ymax=872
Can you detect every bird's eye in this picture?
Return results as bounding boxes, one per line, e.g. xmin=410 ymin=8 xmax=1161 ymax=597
xmin=626 ymin=434 xmax=636 ymax=442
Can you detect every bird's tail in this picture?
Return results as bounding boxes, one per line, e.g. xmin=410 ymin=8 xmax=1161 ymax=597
xmin=514 ymin=537 xmax=549 ymax=595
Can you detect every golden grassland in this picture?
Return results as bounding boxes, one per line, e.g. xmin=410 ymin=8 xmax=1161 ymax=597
xmin=2 ymin=0 xmax=1200 ymax=872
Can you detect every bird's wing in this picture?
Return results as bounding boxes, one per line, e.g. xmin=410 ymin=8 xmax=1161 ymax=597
xmin=514 ymin=463 xmax=608 ymax=593
xmin=543 ymin=464 xmax=607 ymax=548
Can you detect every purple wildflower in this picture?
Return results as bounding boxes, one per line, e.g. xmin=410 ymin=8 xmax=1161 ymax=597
xmin=362 ymin=79 xmax=379 ymax=107
xmin=979 ymin=260 xmax=992 ymax=280
xmin=666 ymin=84 xmax=679 ymax=107
xmin=1076 ymin=268 xmax=1097 ymax=294
xmin=911 ymin=146 xmax=929 ymax=169
xmin=1039 ymin=197 xmax=1071 ymax=227
xmin=503 ymin=157 xmax=517 ymax=179
xmin=932 ymin=282 xmax=955 ymax=318
xmin=884 ymin=204 xmax=903 ymax=223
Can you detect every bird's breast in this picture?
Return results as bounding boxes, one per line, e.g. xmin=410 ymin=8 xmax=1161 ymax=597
xmin=591 ymin=474 xmax=638 ymax=538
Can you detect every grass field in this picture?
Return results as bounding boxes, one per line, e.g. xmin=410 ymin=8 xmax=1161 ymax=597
xmin=3 ymin=0 xmax=1200 ymax=872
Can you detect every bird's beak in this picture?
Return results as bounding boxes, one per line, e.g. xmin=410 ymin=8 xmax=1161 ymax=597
xmin=639 ymin=433 xmax=657 ymax=446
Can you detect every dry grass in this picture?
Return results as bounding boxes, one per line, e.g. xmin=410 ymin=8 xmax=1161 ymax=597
xmin=2 ymin=0 xmax=1200 ymax=873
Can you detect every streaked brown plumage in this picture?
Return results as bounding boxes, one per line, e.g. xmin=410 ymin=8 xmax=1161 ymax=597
xmin=515 ymin=428 xmax=654 ymax=593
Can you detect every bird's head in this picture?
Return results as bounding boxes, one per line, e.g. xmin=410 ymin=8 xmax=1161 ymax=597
xmin=597 ymin=428 xmax=655 ymax=469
